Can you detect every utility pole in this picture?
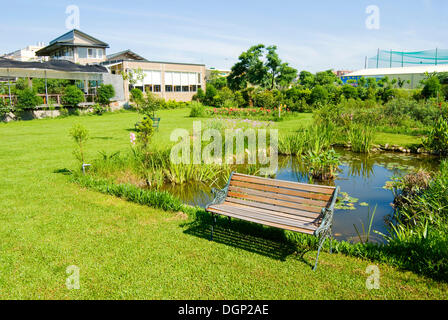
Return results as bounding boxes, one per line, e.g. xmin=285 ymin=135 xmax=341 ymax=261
xmin=376 ymin=48 xmax=380 ymax=68
xmin=390 ymin=49 xmax=393 ymax=68
xmin=435 ymin=48 xmax=438 ymax=66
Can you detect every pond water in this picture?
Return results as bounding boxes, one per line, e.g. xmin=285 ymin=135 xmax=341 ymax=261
xmin=163 ymin=149 xmax=440 ymax=243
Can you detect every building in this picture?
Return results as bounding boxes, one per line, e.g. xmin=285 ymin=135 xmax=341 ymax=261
xmin=18 ymin=30 xmax=206 ymax=102
xmin=333 ymin=70 xmax=352 ymax=77
xmin=341 ymin=64 xmax=448 ymax=89
xmin=36 ymin=29 xmax=109 ymax=65
xmin=102 ymin=49 xmax=206 ymax=102
xmin=2 ymin=43 xmax=47 ymax=62
xmin=206 ymin=67 xmax=231 ymax=80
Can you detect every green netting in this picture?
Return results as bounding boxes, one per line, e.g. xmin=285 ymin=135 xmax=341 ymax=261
xmin=367 ymin=49 xmax=448 ymax=68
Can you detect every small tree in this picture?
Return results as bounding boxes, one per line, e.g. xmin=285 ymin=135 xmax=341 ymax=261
xmin=62 ymin=85 xmax=85 ymax=107
xmin=136 ymin=117 xmax=154 ymax=149
xmin=69 ymin=123 xmax=89 ymax=165
xmin=15 ymin=88 xmax=43 ymax=111
xmin=141 ymin=92 xmax=164 ymax=117
xmin=130 ymin=88 xmax=145 ymax=109
xmin=96 ymin=84 xmax=115 ymax=107
xmin=121 ymin=68 xmax=145 ymax=89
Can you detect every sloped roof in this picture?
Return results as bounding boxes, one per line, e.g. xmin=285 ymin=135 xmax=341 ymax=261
xmin=36 ymin=29 xmax=109 ymax=56
xmin=0 ymin=57 xmax=108 ymax=73
xmin=107 ymin=50 xmax=147 ymax=61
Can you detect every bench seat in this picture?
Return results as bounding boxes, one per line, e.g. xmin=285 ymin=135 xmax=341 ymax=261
xmin=206 ymin=172 xmax=340 ymax=270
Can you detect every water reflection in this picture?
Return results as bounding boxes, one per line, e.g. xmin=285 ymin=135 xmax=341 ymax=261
xmin=163 ymin=149 xmax=439 ymax=243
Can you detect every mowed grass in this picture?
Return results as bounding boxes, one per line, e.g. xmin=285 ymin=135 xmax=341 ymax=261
xmin=0 ymin=109 xmax=446 ymax=300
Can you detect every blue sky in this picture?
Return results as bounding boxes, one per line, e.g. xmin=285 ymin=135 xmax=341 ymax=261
xmin=1 ymin=0 xmax=447 ymax=72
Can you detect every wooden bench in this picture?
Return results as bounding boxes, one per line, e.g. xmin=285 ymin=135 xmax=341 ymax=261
xmin=206 ymin=172 xmax=340 ymax=271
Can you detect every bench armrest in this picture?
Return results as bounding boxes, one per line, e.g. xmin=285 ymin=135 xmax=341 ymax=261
xmin=205 ymin=172 xmax=235 ymax=210
xmin=314 ymin=186 xmax=340 ymax=238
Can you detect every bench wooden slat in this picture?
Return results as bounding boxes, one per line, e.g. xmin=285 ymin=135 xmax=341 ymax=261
xmin=207 ymin=207 xmax=316 ymax=235
xmin=227 ymin=191 xmax=323 ymax=213
xmin=231 ymin=180 xmax=332 ymax=201
xmin=225 ymin=197 xmax=322 ymax=220
xmin=221 ymin=201 xmax=320 ymax=224
xmin=210 ymin=204 xmax=319 ymax=231
xmin=232 ymin=173 xmax=335 ymax=195
xmin=228 ymin=185 xmax=328 ymax=208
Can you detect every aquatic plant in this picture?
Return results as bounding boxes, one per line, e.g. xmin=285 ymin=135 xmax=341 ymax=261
xmin=303 ymin=148 xmax=340 ymax=181
xmin=353 ymin=205 xmax=377 ymax=244
xmin=348 ymin=125 xmax=375 ymax=153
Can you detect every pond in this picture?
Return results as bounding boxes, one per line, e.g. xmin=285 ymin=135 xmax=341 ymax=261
xmin=162 ymin=149 xmax=440 ymax=243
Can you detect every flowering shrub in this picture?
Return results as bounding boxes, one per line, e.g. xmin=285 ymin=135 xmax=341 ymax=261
xmin=208 ymin=106 xmax=291 ymax=121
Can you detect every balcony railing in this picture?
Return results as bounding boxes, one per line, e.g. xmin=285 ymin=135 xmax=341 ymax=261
xmin=0 ymin=94 xmax=97 ymax=107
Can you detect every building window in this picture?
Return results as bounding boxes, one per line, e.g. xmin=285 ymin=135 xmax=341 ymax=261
xmin=175 ymin=86 xmax=182 ymax=92
xmin=153 ymin=85 xmax=161 ymax=92
xmin=165 ymin=85 xmax=173 ymax=92
xmin=78 ymin=47 xmax=87 ymax=59
xmin=97 ymin=49 xmax=103 ymax=59
xmin=145 ymin=85 xmax=153 ymax=92
xmin=190 ymin=85 xmax=197 ymax=92
xmin=182 ymin=86 xmax=189 ymax=92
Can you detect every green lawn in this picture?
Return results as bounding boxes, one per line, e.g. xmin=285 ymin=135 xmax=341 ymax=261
xmin=0 ymin=109 xmax=446 ymax=299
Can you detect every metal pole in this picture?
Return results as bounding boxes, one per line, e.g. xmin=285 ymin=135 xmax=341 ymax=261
xmin=45 ymin=70 xmax=48 ymax=105
xmin=7 ymin=68 xmax=12 ymax=108
xmin=390 ymin=49 xmax=393 ymax=68
xmin=435 ymin=48 xmax=438 ymax=66
xmin=376 ymin=49 xmax=380 ymax=68
xmin=401 ymin=52 xmax=404 ymax=67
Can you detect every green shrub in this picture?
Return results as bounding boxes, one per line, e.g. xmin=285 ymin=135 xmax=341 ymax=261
xmin=139 ymin=92 xmax=165 ymax=117
xmin=423 ymin=116 xmax=448 ymax=155
xmin=253 ymin=89 xmax=278 ymax=109
xmin=130 ymin=88 xmax=144 ymax=109
xmin=421 ymin=76 xmax=442 ymax=99
xmin=92 ymin=103 xmax=107 ymax=115
xmin=193 ymin=88 xmax=206 ymax=103
xmin=96 ymin=84 xmax=115 ymax=106
xmin=15 ymin=88 xmax=43 ymax=111
xmin=0 ymin=98 xmax=10 ymax=118
xmin=310 ymin=85 xmax=329 ymax=105
xmin=189 ymin=101 xmax=207 ymax=118
xmin=62 ymin=85 xmax=85 ymax=107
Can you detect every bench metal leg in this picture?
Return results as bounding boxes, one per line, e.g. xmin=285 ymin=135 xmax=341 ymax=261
xmin=210 ymin=213 xmax=217 ymax=241
xmin=313 ymin=235 xmax=327 ymax=271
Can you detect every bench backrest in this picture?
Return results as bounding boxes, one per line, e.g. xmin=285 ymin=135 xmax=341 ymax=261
xmin=225 ymin=173 xmax=337 ymax=220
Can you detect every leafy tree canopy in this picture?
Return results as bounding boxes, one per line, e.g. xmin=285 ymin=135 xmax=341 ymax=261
xmin=227 ymin=44 xmax=297 ymax=91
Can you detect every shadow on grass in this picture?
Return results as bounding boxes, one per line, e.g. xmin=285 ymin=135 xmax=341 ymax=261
xmin=53 ymin=168 xmax=73 ymax=175
xmin=182 ymin=212 xmax=314 ymax=267
xmin=91 ymin=136 xmax=115 ymax=140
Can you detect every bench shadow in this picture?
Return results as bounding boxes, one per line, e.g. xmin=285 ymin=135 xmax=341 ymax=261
xmin=91 ymin=136 xmax=115 ymax=140
xmin=182 ymin=212 xmax=314 ymax=266
xmin=53 ymin=168 xmax=73 ymax=175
